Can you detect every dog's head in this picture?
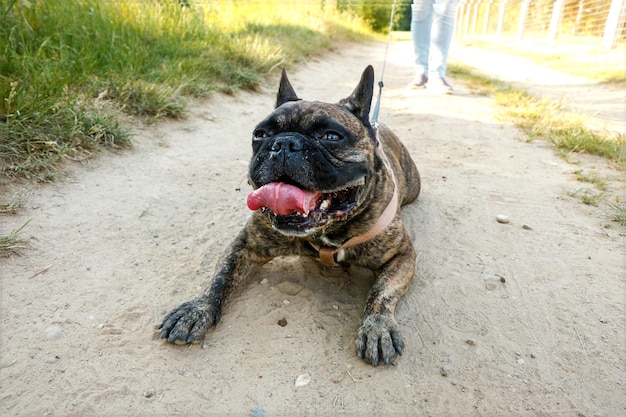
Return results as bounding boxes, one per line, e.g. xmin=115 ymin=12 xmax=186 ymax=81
xmin=247 ymin=66 xmax=382 ymax=237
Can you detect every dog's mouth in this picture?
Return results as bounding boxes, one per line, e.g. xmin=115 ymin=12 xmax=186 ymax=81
xmin=247 ymin=180 xmax=364 ymax=234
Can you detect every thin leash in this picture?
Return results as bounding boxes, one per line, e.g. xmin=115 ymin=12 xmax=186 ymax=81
xmin=370 ymin=0 xmax=398 ymax=129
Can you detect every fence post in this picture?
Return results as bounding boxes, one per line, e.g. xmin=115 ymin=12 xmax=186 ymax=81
xmin=471 ymin=0 xmax=480 ymax=35
xmin=483 ymin=0 xmax=493 ymax=36
xmin=497 ymin=0 xmax=508 ymax=38
xmin=602 ymin=0 xmax=626 ymax=49
xmin=456 ymin=0 xmax=466 ymax=38
xmin=516 ymin=0 xmax=531 ymax=41
xmin=573 ymin=0 xmax=585 ymax=35
xmin=464 ymin=0 xmax=472 ymax=37
xmin=548 ymin=0 xmax=566 ymax=45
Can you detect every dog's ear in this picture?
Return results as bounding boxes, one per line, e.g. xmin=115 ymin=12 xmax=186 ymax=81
xmin=340 ymin=65 xmax=374 ymax=126
xmin=276 ymin=68 xmax=300 ymax=108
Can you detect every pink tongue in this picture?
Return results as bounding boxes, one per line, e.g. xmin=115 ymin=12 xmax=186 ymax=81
xmin=247 ymin=182 xmax=321 ymax=216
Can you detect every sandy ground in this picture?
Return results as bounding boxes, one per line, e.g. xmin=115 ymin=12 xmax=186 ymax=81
xmin=1 ymin=41 xmax=624 ymax=416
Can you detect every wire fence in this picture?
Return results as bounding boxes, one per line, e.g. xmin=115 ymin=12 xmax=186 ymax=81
xmin=455 ymin=0 xmax=626 ymax=49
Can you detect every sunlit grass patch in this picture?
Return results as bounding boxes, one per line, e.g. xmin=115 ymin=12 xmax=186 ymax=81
xmin=0 ymin=0 xmax=372 ymax=181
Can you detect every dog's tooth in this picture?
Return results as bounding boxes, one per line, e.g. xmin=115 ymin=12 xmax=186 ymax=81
xmin=319 ymin=199 xmax=331 ymax=211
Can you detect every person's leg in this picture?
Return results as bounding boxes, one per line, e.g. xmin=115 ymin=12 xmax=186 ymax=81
xmin=429 ymin=0 xmax=460 ymax=80
xmin=409 ymin=0 xmax=434 ymax=88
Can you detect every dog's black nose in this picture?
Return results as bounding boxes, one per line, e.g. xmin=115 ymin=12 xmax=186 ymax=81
xmin=270 ymin=136 xmax=303 ymax=154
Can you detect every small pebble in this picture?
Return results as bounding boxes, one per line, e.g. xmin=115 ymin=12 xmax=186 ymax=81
xmin=439 ymin=367 xmax=448 ymax=377
xmin=500 ymin=276 xmax=506 ymax=283
xmin=143 ymin=391 xmax=155 ymax=398
xmin=496 ymin=214 xmax=510 ymax=224
xmin=295 ymin=373 xmax=312 ymax=387
xmin=530 ymin=353 xmax=537 ymax=359
xmin=277 ymin=318 xmax=288 ymax=327
xmin=260 ymin=278 xmax=268 ymax=285
xmin=522 ymin=224 xmax=532 ymax=230
xmin=517 ymin=358 xmax=525 ymax=365
xmin=465 ymin=339 xmax=475 ymax=346
xmin=44 ymin=326 xmax=62 ymax=340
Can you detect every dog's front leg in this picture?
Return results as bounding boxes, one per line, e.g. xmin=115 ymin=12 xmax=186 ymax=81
xmin=158 ymin=226 xmax=271 ymax=344
xmin=355 ymin=235 xmax=416 ymax=366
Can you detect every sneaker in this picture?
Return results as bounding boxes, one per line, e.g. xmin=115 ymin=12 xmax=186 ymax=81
xmin=427 ymin=77 xmax=454 ymax=94
xmin=407 ymin=73 xmax=428 ymax=89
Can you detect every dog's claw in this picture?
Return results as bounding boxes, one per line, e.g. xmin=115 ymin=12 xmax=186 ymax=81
xmin=356 ymin=313 xmax=404 ymax=366
xmin=391 ymin=330 xmax=404 ymax=356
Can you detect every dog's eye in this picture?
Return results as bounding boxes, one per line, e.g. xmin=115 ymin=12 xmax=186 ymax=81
xmin=253 ymin=129 xmax=270 ymax=140
xmin=321 ymin=131 xmax=342 ymax=141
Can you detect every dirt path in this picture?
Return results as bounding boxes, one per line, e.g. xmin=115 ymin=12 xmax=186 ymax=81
xmin=1 ymin=41 xmax=624 ymax=416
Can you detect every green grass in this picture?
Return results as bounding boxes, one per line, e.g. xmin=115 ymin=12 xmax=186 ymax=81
xmin=607 ymin=201 xmax=626 ymax=226
xmin=493 ymin=89 xmax=625 ymax=165
xmin=565 ymin=188 xmax=605 ymax=207
xmin=0 ymin=0 xmax=372 ymax=181
xmin=573 ymin=169 xmax=608 ymax=191
xmin=448 ymin=63 xmax=626 ymax=167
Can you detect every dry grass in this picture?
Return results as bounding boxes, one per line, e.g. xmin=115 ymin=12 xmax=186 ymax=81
xmin=0 ymin=219 xmax=30 ymax=256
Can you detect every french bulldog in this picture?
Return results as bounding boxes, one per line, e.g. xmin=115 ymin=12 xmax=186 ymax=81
xmin=158 ymin=65 xmax=421 ymax=366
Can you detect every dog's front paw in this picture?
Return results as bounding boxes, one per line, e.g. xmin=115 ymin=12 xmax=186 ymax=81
xmin=157 ymin=297 xmax=222 ymax=344
xmin=355 ymin=313 xmax=405 ymax=366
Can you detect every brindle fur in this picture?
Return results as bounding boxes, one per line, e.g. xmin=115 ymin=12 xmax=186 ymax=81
xmin=158 ymin=66 xmax=420 ymax=366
